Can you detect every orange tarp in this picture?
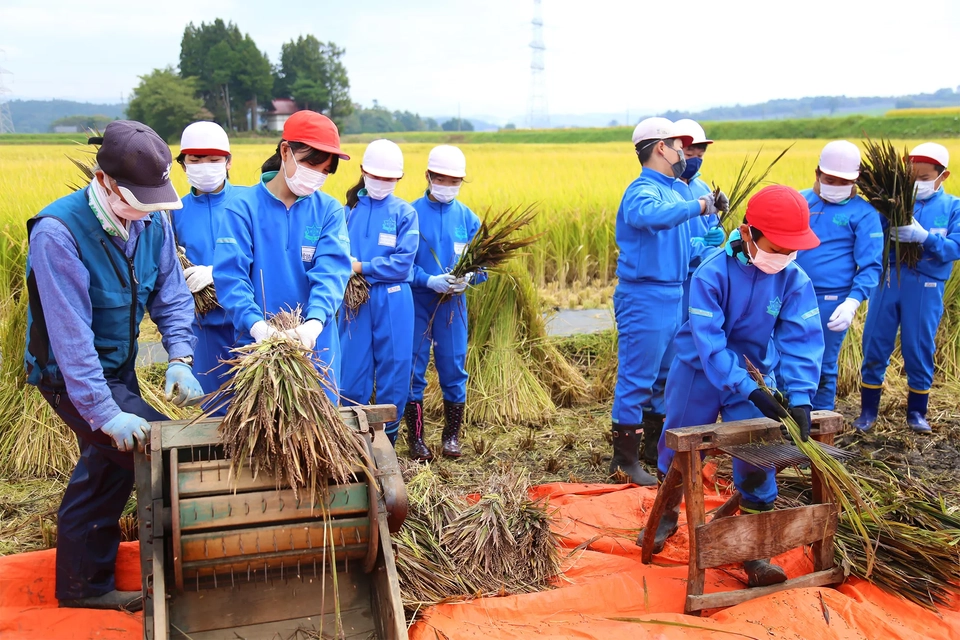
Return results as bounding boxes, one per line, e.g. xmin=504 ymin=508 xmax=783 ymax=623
xmin=2 ymin=479 xmax=958 ymax=639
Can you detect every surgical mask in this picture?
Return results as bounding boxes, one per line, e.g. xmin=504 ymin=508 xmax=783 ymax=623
xmin=430 ymin=182 xmax=460 ymax=203
xmin=819 ymin=182 xmax=853 ymax=204
xmin=283 ymin=154 xmax=327 ymax=197
xmin=186 ymin=163 xmax=227 ymax=193
xmin=664 ymin=144 xmax=686 ymax=179
xmin=680 ymin=156 xmax=702 ymax=180
xmin=102 ymin=177 xmax=150 ymax=221
xmin=751 ymin=242 xmax=797 ymax=274
xmin=364 ymin=175 xmax=397 ymax=200
xmin=914 ymin=175 xmax=943 ymax=201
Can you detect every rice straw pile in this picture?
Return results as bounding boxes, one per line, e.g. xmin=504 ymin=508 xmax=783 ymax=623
xmin=393 ymin=466 xmax=561 ymax=615
xmin=206 ymin=308 xmax=366 ymax=498
xmin=858 ymin=138 xmax=920 ymax=273
xmin=176 ymin=246 xmax=219 ymax=317
xmin=342 ymin=274 xmax=370 ymax=323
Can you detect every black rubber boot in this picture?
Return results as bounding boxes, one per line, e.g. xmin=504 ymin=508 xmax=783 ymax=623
xmin=641 ymin=412 xmax=665 ymax=467
xmin=740 ymin=501 xmax=788 ymax=587
xmin=441 ymin=400 xmax=464 ymax=458
xmin=59 ymin=590 xmax=143 ymax=611
xmin=609 ymin=425 xmax=656 ymax=486
xmin=404 ymin=401 xmax=433 ymax=461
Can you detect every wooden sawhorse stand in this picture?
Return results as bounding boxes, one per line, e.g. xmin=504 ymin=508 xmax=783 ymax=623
xmin=640 ymin=411 xmax=846 ymax=614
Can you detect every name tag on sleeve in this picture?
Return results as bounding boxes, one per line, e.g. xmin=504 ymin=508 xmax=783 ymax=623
xmin=301 ymin=246 xmax=316 ymax=262
xmin=378 ymin=233 xmax=397 ymax=247
xmin=930 ymin=228 xmax=947 ymax=236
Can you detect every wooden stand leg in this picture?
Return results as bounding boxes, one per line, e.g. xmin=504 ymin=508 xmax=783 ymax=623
xmin=639 ymin=460 xmax=681 ymax=563
xmin=679 ymin=451 xmax=706 ymax=616
xmin=709 ymin=491 xmax=741 ymax=521
xmin=810 ymin=432 xmax=837 ymax=572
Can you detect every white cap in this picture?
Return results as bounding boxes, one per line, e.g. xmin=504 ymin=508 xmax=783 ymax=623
xmin=818 ymin=140 xmax=861 ymax=181
xmin=179 ymin=121 xmax=230 ymax=156
xmin=909 ymin=142 xmax=949 ymax=169
xmin=362 ymin=139 xmax=404 ymax=178
xmin=674 ymin=119 xmax=713 ymax=145
xmin=631 ymin=117 xmax=693 ymax=146
xmin=427 ymin=145 xmax=467 ymax=178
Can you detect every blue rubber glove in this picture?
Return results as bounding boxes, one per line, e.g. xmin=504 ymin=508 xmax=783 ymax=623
xmin=427 ymin=274 xmax=455 ymax=294
xmin=101 ymin=411 xmax=151 ymax=452
xmin=703 ymin=227 xmax=726 ymax=247
xmin=164 ymin=362 xmax=204 ymax=407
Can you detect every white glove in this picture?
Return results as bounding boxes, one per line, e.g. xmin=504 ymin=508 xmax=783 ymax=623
xmin=288 ymin=319 xmax=324 ymax=350
xmin=427 ymin=274 xmax=456 ymax=294
xmin=450 ymin=272 xmax=474 ymax=294
xmin=827 ymin=297 xmax=860 ymax=332
xmin=183 ymin=265 xmax=214 ymax=293
xmin=250 ymin=320 xmax=278 ymax=344
xmin=895 ymin=219 xmax=929 ymax=244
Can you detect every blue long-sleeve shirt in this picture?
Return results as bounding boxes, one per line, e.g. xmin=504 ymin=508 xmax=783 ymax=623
xmin=902 ymin=189 xmax=960 ymax=282
xmin=346 ymin=192 xmax=419 ymax=284
xmin=681 ymin=238 xmax=824 ymax=407
xmin=673 ymin=173 xmax=720 ymax=273
xmin=170 ymin=182 xmax=237 ymax=327
xmin=409 ymin=194 xmax=488 ymax=291
xmin=213 ymin=173 xmax=352 ymax=339
xmin=29 ymin=214 xmax=196 ymax=428
xmin=615 ymin=168 xmax=702 ymax=285
xmin=795 ymin=190 xmax=883 ymax=302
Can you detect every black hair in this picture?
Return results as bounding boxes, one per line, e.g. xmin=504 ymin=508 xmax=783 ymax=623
xmin=635 ymin=137 xmax=680 ymax=165
xmin=261 ymin=140 xmax=339 ymax=174
xmin=688 ymin=143 xmax=709 ymax=152
xmin=345 ymin=176 xmax=366 ymax=210
xmin=933 ymin=163 xmax=947 ymax=174
xmin=176 ymin=152 xmax=233 ymax=166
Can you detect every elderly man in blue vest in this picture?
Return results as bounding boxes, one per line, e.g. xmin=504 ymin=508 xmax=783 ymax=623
xmin=24 ymin=121 xmax=204 ymax=611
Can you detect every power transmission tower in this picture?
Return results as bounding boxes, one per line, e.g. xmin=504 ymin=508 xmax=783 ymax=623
xmin=528 ymin=0 xmax=548 ymax=129
xmin=0 ymin=52 xmax=14 ymax=134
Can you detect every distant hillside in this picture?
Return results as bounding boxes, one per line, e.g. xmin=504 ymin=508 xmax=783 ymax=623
xmin=7 ymin=100 xmax=126 ymax=133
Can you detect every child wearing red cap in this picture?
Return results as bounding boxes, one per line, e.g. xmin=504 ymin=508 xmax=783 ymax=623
xmin=214 ymin=111 xmax=353 ymax=400
xmin=650 ymin=185 xmax=825 ymax=588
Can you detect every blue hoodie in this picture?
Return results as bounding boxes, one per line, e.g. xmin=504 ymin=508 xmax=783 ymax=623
xmin=673 ymin=173 xmax=720 ymax=271
xmin=681 ymin=232 xmax=824 ymax=407
xmin=213 ymin=173 xmax=352 ymax=343
xmin=346 ymin=192 xmax=419 ymax=284
xmin=795 ymin=189 xmax=883 ymax=302
xmin=900 ymin=189 xmax=960 ymax=282
xmin=170 ymin=182 xmax=237 ymax=327
xmin=616 ymin=168 xmax=702 ymax=286
xmin=410 ymin=194 xmax=487 ymax=290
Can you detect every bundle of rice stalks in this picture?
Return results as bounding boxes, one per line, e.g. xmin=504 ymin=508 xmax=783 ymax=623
xmin=715 ymin=145 xmax=793 ymax=227
xmin=393 ymin=466 xmax=561 ymax=615
xmin=175 ymin=245 xmax=219 ymax=317
xmin=341 ymin=274 xmax=370 ymax=323
xmin=745 ymin=357 xmax=883 ymax=576
xmin=858 ymin=138 xmax=920 ymax=273
xmin=206 ymin=308 xmax=366 ymax=499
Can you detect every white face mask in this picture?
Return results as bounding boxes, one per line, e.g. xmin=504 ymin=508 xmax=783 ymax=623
xmin=364 ymin=175 xmax=397 ymax=200
xmin=751 ymin=243 xmax=797 ymax=274
xmin=185 ymin=163 xmax=227 ymax=193
xmin=431 ymin=182 xmax=460 ymax=203
xmin=819 ymin=182 xmax=853 ymax=204
xmin=283 ymin=153 xmax=327 ymax=197
xmin=914 ymin=175 xmax=943 ymax=201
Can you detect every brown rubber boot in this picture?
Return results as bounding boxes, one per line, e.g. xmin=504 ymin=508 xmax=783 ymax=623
xmin=404 ymin=401 xmax=433 ymax=461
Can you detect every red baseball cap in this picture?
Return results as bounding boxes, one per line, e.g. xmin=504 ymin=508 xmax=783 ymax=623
xmin=745 ymin=185 xmax=820 ymax=251
xmin=283 ymin=111 xmax=350 ymax=160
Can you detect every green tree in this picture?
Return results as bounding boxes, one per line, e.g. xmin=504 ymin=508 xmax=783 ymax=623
xmin=126 ymin=68 xmax=211 ymax=142
xmin=276 ymin=35 xmax=352 ymax=119
xmin=442 ymin=118 xmax=474 ymax=132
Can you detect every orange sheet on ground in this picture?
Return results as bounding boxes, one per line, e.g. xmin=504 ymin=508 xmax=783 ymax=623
xmin=1 ymin=480 xmax=958 ymax=640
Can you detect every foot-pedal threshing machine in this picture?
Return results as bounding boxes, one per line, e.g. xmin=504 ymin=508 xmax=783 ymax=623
xmin=134 ymin=404 xmax=409 ymax=639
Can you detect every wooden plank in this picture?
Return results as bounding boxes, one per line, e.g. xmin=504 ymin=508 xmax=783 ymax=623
xmin=151 ymin=497 xmax=168 ymax=640
xmin=640 ymin=461 xmax=682 ymax=564
xmin=358 ymin=404 xmax=397 ymax=428
xmin=168 ymin=566 xmax=370 ymax=634
xmin=134 ymin=451 xmax=156 ymax=638
xmin=171 ymin=450 xmax=184 ymax=593
xmin=371 ymin=425 xmax=408 ymax=534
xmin=180 ymin=517 xmax=369 ymax=563
xmin=810 ymin=458 xmax=837 ymax=572
xmin=183 ymin=544 xmax=368 ymax=579
xmin=680 ymin=451 xmax=707 ymax=615
xmin=371 ymin=510 xmax=409 ymax=640
xmin=178 ymin=483 xmax=369 ymax=531
xmin=173 ymin=610 xmax=377 ymax=640
xmin=176 ymin=459 xmax=365 ymax=498
xmin=696 ymin=504 xmax=838 ymax=569
xmin=685 ymin=566 xmax=845 ymax=612
xmin=708 ymin=491 xmax=741 ymax=521
xmin=810 ymin=410 xmax=844 ymax=436
xmin=666 ymin=419 xmax=783 ymax=452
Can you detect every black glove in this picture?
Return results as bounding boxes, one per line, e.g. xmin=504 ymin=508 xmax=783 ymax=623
xmin=789 ymin=404 xmax=812 ymax=443
xmin=749 ymin=389 xmax=789 ymax=422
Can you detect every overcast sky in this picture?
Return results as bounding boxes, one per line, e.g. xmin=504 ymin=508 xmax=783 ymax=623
xmin=1 ymin=0 xmax=958 ymax=122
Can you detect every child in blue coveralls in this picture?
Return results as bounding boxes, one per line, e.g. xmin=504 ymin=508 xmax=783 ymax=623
xmin=339 ymin=139 xmax=419 ymax=443
xmin=795 ymin=141 xmax=883 ymax=411
xmin=855 ymin=143 xmax=960 ymax=433
xmin=406 ymin=145 xmax=487 ymax=460
xmin=654 ymin=185 xmax=824 ymax=587
xmin=170 ymin=121 xmax=238 ymax=406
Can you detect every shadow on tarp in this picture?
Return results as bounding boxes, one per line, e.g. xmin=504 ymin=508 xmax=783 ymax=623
xmin=1 ymin=467 xmax=958 ymax=640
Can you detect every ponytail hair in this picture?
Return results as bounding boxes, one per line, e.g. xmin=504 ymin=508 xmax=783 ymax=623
xmin=261 ymin=140 xmax=339 ymax=174
xmin=345 ymin=175 xmax=365 ymax=210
